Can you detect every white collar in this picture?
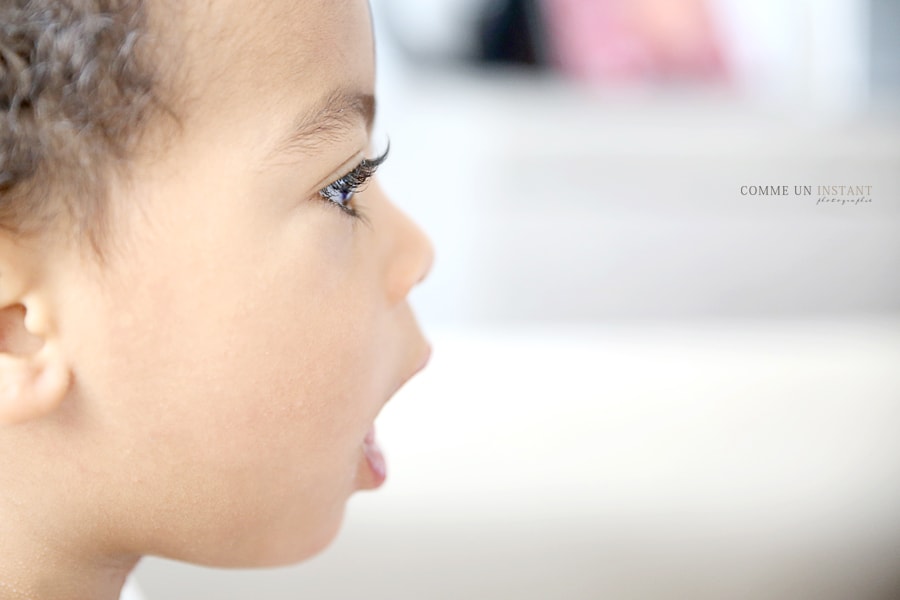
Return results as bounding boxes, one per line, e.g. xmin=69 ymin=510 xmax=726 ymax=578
xmin=120 ymin=576 xmax=146 ymax=600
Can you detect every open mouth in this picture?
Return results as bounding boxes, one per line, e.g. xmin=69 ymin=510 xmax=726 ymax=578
xmin=357 ymin=344 xmax=431 ymax=490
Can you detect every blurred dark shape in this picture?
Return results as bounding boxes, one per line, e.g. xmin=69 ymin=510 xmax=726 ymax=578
xmin=871 ymin=0 xmax=900 ymax=93
xmin=476 ymin=0 xmax=549 ymax=67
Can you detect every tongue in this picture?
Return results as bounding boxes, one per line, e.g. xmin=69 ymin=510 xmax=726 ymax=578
xmin=363 ymin=425 xmax=385 ymax=478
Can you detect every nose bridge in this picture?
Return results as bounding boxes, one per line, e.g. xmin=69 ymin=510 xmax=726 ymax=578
xmin=383 ymin=199 xmax=434 ymax=305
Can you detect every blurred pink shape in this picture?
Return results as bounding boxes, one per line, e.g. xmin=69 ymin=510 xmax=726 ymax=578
xmin=542 ymin=0 xmax=728 ymax=83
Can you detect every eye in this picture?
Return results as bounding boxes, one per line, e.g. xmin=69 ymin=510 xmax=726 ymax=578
xmin=319 ymin=176 xmax=358 ymax=212
xmin=316 ymin=145 xmax=389 ymax=222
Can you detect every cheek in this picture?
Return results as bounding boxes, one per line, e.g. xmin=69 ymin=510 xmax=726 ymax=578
xmin=112 ymin=222 xmax=380 ymax=458
xmin=69 ymin=209 xmax=385 ymax=562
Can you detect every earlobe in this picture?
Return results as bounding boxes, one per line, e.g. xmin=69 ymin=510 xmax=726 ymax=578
xmin=0 ymin=340 xmax=71 ymax=426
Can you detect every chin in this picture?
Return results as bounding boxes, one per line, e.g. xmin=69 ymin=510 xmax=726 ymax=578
xmin=246 ymin=506 xmax=349 ymax=568
xmin=180 ymin=502 xmax=348 ymax=569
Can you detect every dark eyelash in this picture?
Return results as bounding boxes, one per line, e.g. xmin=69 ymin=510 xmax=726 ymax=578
xmin=321 ymin=143 xmax=390 ymax=227
xmin=340 ymin=144 xmax=389 ymax=190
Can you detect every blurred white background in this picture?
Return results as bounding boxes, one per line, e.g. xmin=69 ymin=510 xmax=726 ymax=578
xmin=135 ymin=0 xmax=900 ymax=598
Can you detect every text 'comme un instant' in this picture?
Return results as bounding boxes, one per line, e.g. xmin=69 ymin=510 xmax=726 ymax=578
xmin=741 ymin=185 xmax=873 ymax=206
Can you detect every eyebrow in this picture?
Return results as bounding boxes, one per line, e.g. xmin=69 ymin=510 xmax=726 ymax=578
xmin=268 ymin=89 xmax=376 ymax=160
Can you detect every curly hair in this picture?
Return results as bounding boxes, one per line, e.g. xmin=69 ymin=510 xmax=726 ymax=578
xmin=0 ymin=0 xmax=163 ymax=250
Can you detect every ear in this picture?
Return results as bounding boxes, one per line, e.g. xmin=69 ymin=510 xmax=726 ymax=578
xmin=0 ymin=298 xmax=71 ymax=426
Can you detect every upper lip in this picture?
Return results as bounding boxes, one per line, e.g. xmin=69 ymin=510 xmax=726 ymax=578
xmin=390 ymin=343 xmax=432 ymax=399
xmin=415 ymin=344 xmax=432 ymax=375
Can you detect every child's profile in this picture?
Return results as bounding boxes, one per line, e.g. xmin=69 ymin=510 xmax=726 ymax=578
xmin=0 ymin=1 xmax=433 ymax=597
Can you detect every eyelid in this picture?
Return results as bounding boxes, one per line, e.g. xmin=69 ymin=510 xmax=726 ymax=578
xmin=317 ymin=144 xmax=390 ymax=193
xmin=312 ymin=151 xmax=367 ymax=193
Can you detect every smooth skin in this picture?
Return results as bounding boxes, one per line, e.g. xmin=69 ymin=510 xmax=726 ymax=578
xmin=0 ymin=1 xmax=433 ymax=598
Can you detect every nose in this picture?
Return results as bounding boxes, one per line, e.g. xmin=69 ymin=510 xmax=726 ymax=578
xmin=384 ymin=199 xmax=435 ymax=306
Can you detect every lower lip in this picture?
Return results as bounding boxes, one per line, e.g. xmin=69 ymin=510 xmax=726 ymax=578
xmin=359 ymin=424 xmax=386 ymax=489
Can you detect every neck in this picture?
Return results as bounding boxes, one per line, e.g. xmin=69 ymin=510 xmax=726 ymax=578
xmin=0 ymin=535 xmax=138 ymax=600
xmin=0 ymin=494 xmax=139 ymax=600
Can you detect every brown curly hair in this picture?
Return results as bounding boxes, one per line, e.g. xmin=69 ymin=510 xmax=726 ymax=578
xmin=0 ymin=0 xmax=164 ymax=251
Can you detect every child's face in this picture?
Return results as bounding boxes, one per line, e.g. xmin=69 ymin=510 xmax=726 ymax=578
xmin=52 ymin=0 xmax=432 ymax=566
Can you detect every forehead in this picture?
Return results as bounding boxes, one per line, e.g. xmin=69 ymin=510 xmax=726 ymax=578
xmin=152 ymin=0 xmax=375 ymax=132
